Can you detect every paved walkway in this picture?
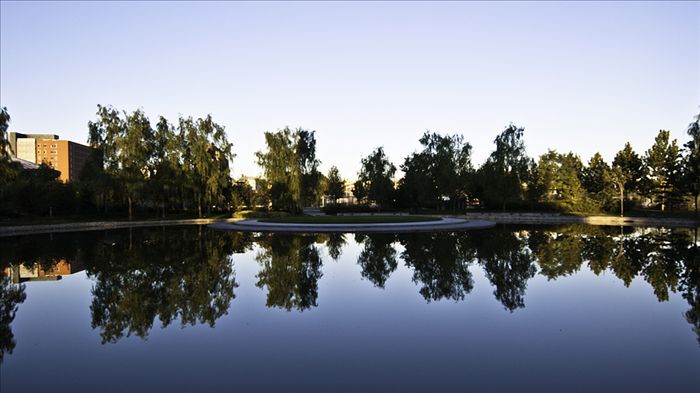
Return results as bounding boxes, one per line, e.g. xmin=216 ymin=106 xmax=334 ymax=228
xmin=208 ymin=217 xmax=496 ymax=233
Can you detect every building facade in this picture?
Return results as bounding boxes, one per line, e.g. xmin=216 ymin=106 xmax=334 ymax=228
xmin=9 ymin=132 xmax=95 ymax=182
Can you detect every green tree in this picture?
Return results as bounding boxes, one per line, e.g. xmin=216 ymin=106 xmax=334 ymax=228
xmin=682 ymin=113 xmax=700 ymax=215
xmin=399 ymin=132 xmax=473 ymax=210
xmin=352 ymin=179 xmax=368 ymax=204
xmin=86 ymin=105 xmax=128 ymax=216
xmin=232 ymin=178 xmax=255 ymax=209
xmin=0 ymin=107 xmax=9 ymax=159
xmin=325 ymin=166 xmax=345 ymax=204
xmin=357 ymin=147 xmax=396 ymax=208
xmin=0 ymin=107 xmax=22 ymax=215
xmin=256 ymin=127 xmax=319 ymax=213
xmin=477 ymin=124 xmax=532 ymax=211
xmin=119 ymin=109 xmax=155 ymax=220
xmin=645 ymin=130 xmax=681 ymax=211
xmin=611 ymin=142 xmax=646 ymax=214
xmin=535 ymin=150 xmax=595 ymax=213
xmin=150 ymin=116 xmax=180 ymax=218
xmin=398 ymin=150 xmax=433 ymax=208
xmin=606 ymin=165 xmax=628 ymax=216
xmin=582 ymin=153 xmax=609 ymax=194
xmin=181 ymin=115 xmax=233 ymax=217
xmin=295 ymin=129 xmax=321 ymax=206
xmin=582 ymin=153 xmax=616 ymax=212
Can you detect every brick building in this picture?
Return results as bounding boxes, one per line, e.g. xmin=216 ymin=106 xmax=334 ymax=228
xmin=9 ymin=132 xmax=95 ymax=182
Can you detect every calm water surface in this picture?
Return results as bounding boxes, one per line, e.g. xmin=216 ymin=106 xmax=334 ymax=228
xmin=1 ymin=225 xmax=699 ymax=392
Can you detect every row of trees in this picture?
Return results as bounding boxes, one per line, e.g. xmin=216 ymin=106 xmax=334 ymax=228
xmin=0 ymin=106 xmax=235 ymax=219
xmin=84 ymin=105 xmax=233 ymax=219
xmin=1 ymin=104 xmax=699 ymax=218
xmin=332 ymin=116 xmax=700 ymax=215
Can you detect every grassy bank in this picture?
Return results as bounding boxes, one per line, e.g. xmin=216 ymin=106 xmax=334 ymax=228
xmin=258 ymin=216 xmax=441 ymax=224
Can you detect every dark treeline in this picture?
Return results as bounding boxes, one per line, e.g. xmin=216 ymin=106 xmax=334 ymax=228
xmin=1 ymin=106 xmax=699 ymax=219
xmin=351 ymin=119 xmax=700 ymax=216
xmin=0 ymin=105 xmax=234 ymax=219
xmin=1 ymin=225 xmax=698 ymax=356
xmin=225 ymin=112 xmax=700 ymax=217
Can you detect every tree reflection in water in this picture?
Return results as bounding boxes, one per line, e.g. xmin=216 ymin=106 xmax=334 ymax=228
xmin=0 ymin=224 xmax=698 ymax=349
xmin=355 ymin=233 xmax=397 ymax=288
xmin=470 ymin=228 xmax=536 ymax=312
xmin=398 ymin=232 xmax=475 ymax=302
xmin=88 ymin=227 xmax=252 ymax=343
xmin=255 ymin=234 xmax=323 ymax=311
xmin=0 ymin=275 xmax=25 ymax=363
xmin=324 ymin=233 xmax=347 ymax=261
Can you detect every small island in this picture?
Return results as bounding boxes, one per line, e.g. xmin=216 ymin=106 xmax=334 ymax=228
xmin=210 ymin=216 xmax=495 ymax=233
xmin=257 ymin=215 xmax=441 ymax=224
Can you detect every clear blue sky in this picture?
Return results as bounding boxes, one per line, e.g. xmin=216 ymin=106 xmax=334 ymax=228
xmin=1 ymin=1 xmax=699 ymax=179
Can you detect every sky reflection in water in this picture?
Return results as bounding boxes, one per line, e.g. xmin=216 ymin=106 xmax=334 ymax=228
xmin=1 ymin=225 xmax=699 ymax=392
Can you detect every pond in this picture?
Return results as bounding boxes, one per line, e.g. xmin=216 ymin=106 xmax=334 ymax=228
xmin=1 ymin=225 xmax=699 ymax=391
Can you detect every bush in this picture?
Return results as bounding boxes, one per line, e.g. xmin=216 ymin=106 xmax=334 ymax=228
xmin=233 ymin=209 xmax=292 ymax=219
xmin=321 ymin=203 xmax=397 ymax=215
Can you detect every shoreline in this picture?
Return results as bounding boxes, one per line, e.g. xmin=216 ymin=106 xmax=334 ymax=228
xmin=209 ymin=218 xmax=495 ymax=233
xmin=453 ymin=212 xmax=698 ymax=228
xmin=0 ymin=217 xmax=244 ymax=237
xmin=0 ymin=212 xmax=697 ymax=237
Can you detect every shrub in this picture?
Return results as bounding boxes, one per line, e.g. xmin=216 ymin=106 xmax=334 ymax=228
xmin=321 ymin=203 xmax=397 ymax=215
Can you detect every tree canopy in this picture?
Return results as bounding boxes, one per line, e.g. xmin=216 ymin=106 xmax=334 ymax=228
xmin=256 ymin=127 xmax=320 ymax=213
xmin=356 ymin=147 xmax=396 ymax=208
xmin=399 ymin=132 xmax=473 ymax=210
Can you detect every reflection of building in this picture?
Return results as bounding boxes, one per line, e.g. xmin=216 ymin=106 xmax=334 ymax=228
xmin=8 ymin=132 xmax=95 ymax=182
xmin=2 ymin=258 xmax=85 ymax=283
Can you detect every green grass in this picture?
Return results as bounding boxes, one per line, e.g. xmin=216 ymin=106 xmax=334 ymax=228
xmin=258 ymin=215 xmax=441 ymax=224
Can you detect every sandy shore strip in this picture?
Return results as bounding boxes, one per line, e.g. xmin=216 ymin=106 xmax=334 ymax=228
xmin=453 ymin=212 xmax=698 ymax=228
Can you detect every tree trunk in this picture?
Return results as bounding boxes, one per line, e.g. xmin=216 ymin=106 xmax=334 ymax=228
xmin=661 ymin=187 xmax=666 ymax=212
xmin=162 ymin=197 xmax=166 ymax=219
xmin=197 ymin=194 xmax=202 ymax=218
xmin=694 ymin=194 xmax=698 ymax=218
xmin=619 ymin=186 xmax=624 ymax=218
xmin=128 ymin=196 xmax=133 ymax=221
